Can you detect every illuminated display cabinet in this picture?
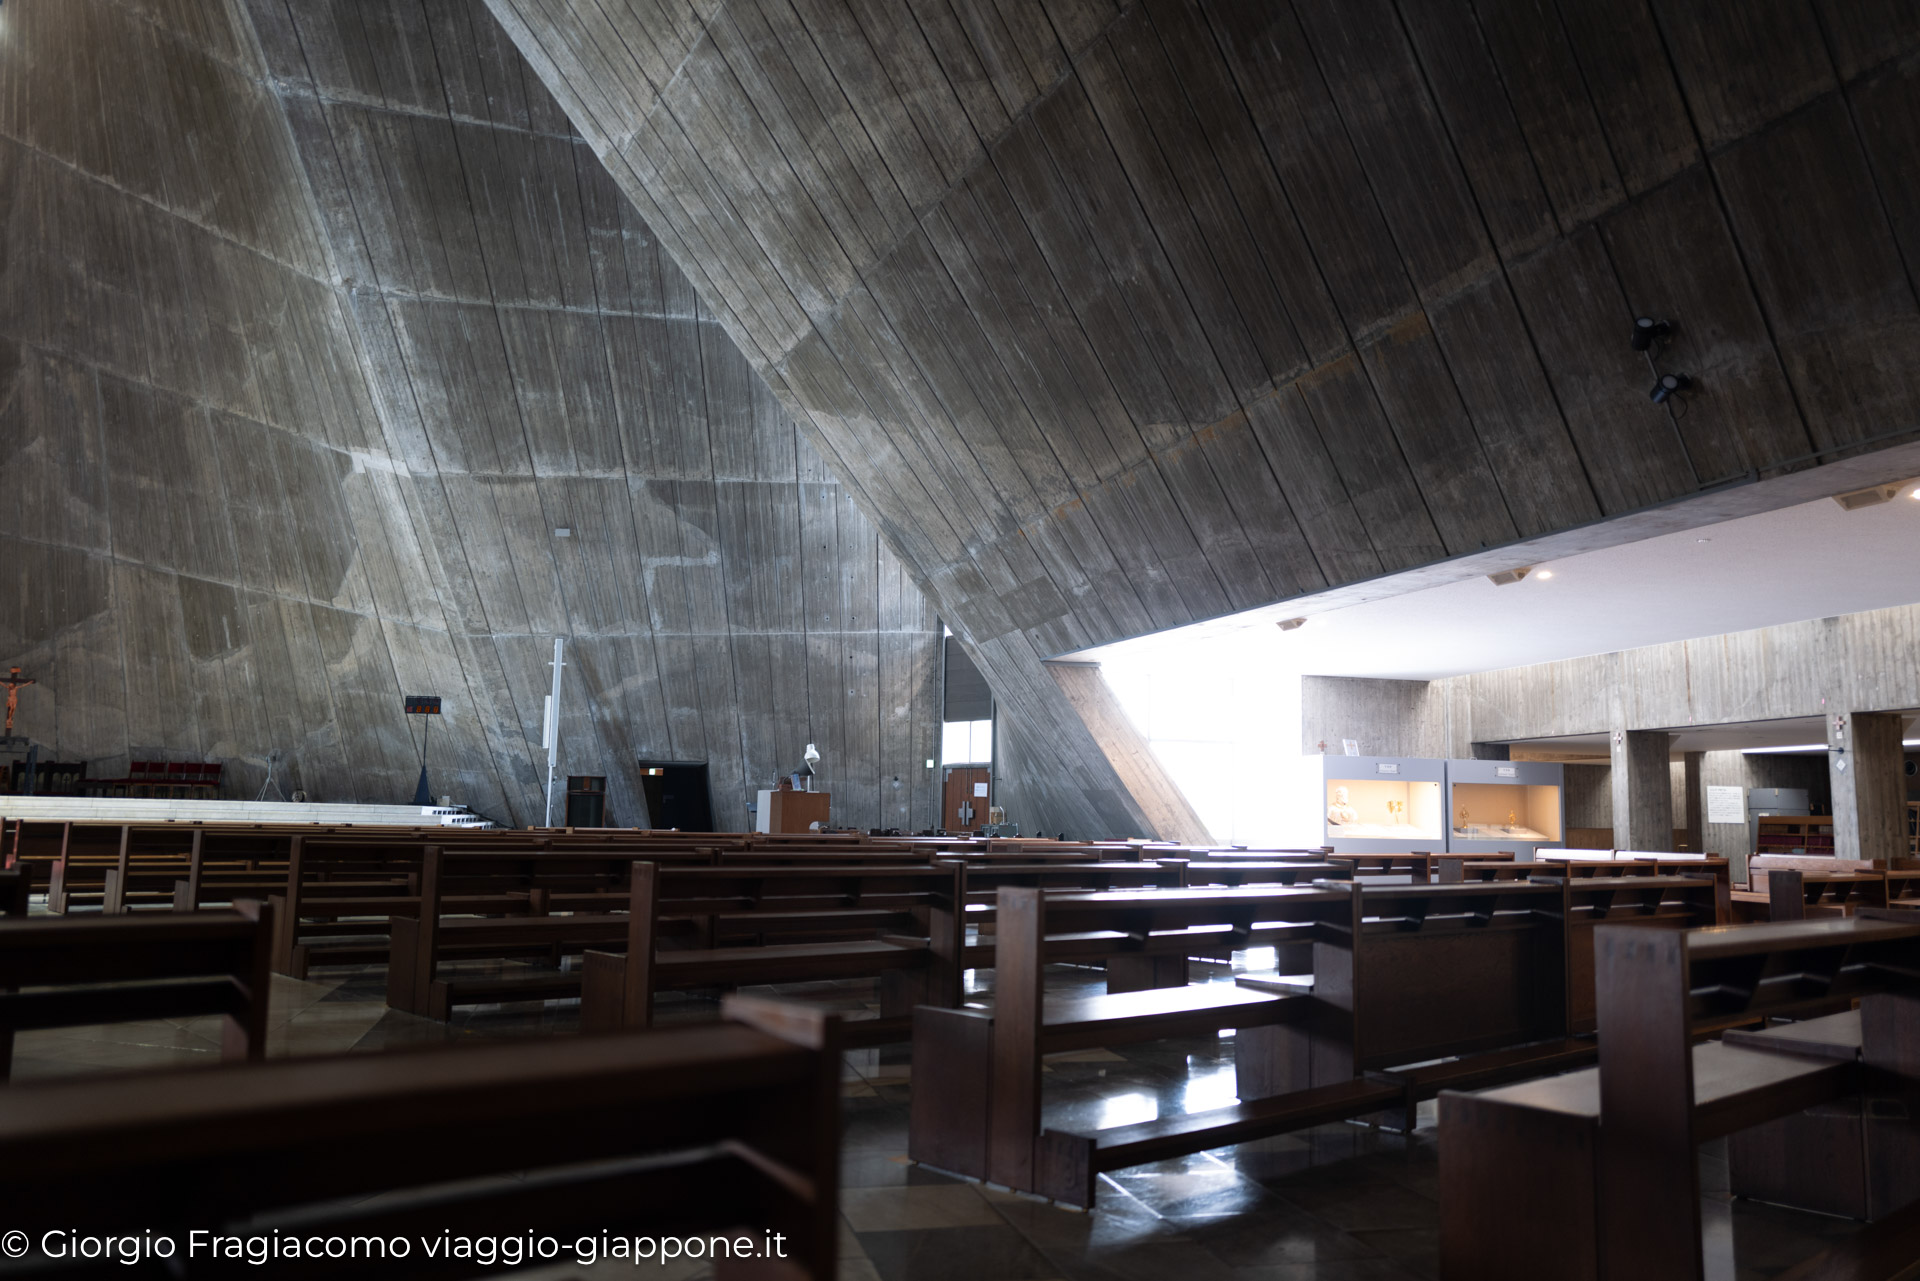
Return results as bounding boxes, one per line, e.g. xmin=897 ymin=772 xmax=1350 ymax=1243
xmin=1445 ymin=759 xmax=1565 ymax=857
xmin=1279 ymin=755 xmax=1447 ymax=854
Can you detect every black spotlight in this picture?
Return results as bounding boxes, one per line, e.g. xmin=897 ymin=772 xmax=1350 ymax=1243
xmin=1631 ymin=317 xmax=1671 ymax=351
xmin=1650 ymin=373 xmax=1692 ymax=404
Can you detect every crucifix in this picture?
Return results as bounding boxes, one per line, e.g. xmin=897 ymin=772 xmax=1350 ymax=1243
xmin=2 ymin=668 xmax=32 ymax=736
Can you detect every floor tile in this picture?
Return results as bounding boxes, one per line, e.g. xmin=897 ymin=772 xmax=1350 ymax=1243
xmin=857 ymin=1224 xmax=1060 ymax=1281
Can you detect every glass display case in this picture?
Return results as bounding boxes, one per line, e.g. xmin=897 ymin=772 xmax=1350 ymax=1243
xmin=1445 ymin=760 xmax=1565 ymax=857
xmin=1279 ymin=756 xmax=1447 ymax=854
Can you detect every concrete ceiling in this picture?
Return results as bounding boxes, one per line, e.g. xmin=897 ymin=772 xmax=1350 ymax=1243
xmin=493 ymin=0 xmax=1920 ymax=837
xmin=1074 ymin=485 xmax=1920 ymax=680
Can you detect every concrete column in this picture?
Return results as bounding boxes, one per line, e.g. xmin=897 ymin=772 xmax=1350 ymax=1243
xmin=1682 ymin=751 xmax=1704 ymax=852
xmin=1610 ymin=729 xmax=1674 ymax=852
xmin=1828 ymin=712 xmax=1905 ymax=862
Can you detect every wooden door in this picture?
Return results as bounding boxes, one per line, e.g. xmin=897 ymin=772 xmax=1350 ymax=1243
xmin=943 ymin=767 xmax=990 ymax=832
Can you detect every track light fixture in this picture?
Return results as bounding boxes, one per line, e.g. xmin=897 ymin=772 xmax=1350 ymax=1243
xmin=1275 ymin=617 xmax=1307 ymax=631
xmin=1630 ymin=317 xmax=1671 ymax=351
xmin=1650 ymin=373 xmax=1691 ymax=404
xmin=1486 ymin=566 xmax=1533 ymax=587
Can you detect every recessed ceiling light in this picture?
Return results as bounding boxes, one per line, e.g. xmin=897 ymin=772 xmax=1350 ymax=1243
xmin=1832 ymin=483 xmax=1905 ymax=511
xmin=1696 ymin=537 xmax=1710 ymax=543
xmin=1536 ymin=570 xmax=1554 ymax=580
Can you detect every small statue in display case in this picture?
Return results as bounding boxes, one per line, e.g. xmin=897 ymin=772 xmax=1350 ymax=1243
xmin=1327 ymin=786 xmax=1357 ymax=827
xmin=1455 ymin=804 xmax=1469 ymax=831
xmin=1507 ymin=809 xmax=1517 ymax=831
xmin=1386 ymin=799 xmax=1403 ymax=824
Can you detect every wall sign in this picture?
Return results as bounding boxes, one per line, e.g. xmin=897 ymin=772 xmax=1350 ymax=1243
xmin=1706 ymin=785 xmax=1744 ymax=824
xmin=1376 ymin=763 xmax=1399 ymax=775
xmin=1495 ymin=765 xmax=1517 ymax=778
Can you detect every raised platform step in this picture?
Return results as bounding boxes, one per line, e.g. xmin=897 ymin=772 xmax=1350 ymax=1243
xmin=0 ymin=797 xmax=492 ymax=828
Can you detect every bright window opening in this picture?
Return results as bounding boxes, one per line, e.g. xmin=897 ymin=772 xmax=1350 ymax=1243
xmin=942 ymin=719 xmax=993 ymax=765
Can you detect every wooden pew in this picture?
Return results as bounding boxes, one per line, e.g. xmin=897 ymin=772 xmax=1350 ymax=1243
xmin=919 ymin=876 xmax=1720 ymax=1208
xmin=1439 ymin=913 xmax=1920 ymax=1281
xmin=1098 ymin=859 xmax=1350 ymax=984
xmin=917 ymin=881 xmax=1584 ymax=1205
xmin=911 ymin=882 xmax=1357 ymax=1202
xmin=1745 ymin=866 xmax=1892 ymax=922
xmin=1350 ymin=874 xmax=1720 ymax=1121
xmin=1555 ymin=874 xmax=1724 ymax=1034
xmin=573 ymin=857 xmax=1251 ymax=1039
xmin=1325 ymin=852 xmax=1442 ymax=882
xmin=1234 ymin=878 xmax=1618 ymax=1134
xmin=404 ymin=860 xmax=965 ymax=1027
xmin=380 ymin=847 xmax=705 ymax=1012
xmin=575 ymin=861 xmax=965 ymax=1043
xmin=1180 ymin=859 xmax=1352 ymax=886
xmin=268 ymin=837 xmax=436 ymax=975
xmin=275 ymin=841 xmax=722 ymax=978
xmin=1452 ymin=855 xmax=1734 ymax=921
xmin=0 ymin=903 xmax=274 ymax=1080
xmin=0 ymin=994 xmax=840 ymax=1279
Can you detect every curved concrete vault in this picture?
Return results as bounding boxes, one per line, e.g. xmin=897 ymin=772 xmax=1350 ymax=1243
xmin=487 ymin=0 xmax=1920 ymax=835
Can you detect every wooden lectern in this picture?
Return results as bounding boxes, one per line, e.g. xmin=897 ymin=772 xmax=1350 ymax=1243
xmin=757 ymin=788 xmax=830 ymax=834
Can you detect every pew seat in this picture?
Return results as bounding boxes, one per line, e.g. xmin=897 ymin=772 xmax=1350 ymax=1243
xmin=1043 ymin=982 xmax=1306 ymax=1051
xmin=1360 ymin=1034 xmax=1599 ymax=1118
xmin=1036 ymin=1077 xmax=1404 ymax=1207
xmin=420 ymin=931 xmax=935 ymax=1024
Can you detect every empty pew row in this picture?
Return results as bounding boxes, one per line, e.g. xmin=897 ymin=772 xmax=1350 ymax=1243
xmin=1446 ymin=856 xmax=1734 ymax=924
xmin=909 ymin=873 xmax=1722 ymax=1206
xmin=7 ymin=815 xmax=1351 ymax=922
xmin=0 ymin=994 xmax=840 ymax=1279
xmin=1440 ymin=910 xmax=1920 ymax=1281
xmin=276 ymin=839 xmax=1296 ymax=980
xmin=391 ymin=855 xmax=1357 ymax=1029
xmin=1732 ymin=856 xmax=1920 ymax=921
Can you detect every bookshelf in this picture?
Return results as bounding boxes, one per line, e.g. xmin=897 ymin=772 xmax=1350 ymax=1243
xmin=1754 ymin=815 xmax=1835 ymax=857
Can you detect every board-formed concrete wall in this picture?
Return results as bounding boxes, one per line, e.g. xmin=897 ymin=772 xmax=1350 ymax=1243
xmin=490 ymin=0 xmax=1920 ymax=837
xmin=0 ymin=0 xmax=943 ymax=829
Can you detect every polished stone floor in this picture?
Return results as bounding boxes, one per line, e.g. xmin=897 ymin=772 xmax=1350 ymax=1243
xmin=11 ymin=956 xmax=1866 ymax=1280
